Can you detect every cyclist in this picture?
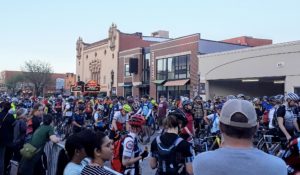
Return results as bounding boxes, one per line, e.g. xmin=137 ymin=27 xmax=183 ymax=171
xmin=180 ymin=100 xmax=195 ymax=142
xmin=150 ymin=107 xmax=194 ymax=175
xmin=274 ymin=92 xmax=300 ymax=141
xmin=72 ymin=103 xmax=86 ymax=133
xmin=84 ymin=97 xmax=93 ymax=123
xmin=157 ymin=95 xmax=168 ymax=133
xmin=136 ymin=95 xmax=153 ymax=143
xmin=192 ymin=96 xmax=206 ymax=135
xmin=204 ymin=104 xmax=222 ymax=134
xmin=122 ymin=114 xmax=149 ymax=175
xmin=253 ymin=98 xmax=265 ymax=124
xmin=110 ymin=104 xmax=132 ymax=139
xmin=94 ymin=104 xmax=107 ymax=132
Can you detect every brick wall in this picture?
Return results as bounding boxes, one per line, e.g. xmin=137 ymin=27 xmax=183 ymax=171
xmin=150 ymin=34 xmax=200 ymax=99
xmin=118 ymin=48 xmax=144 ymax=97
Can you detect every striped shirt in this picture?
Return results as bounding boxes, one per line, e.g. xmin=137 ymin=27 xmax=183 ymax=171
xmin=81 ymin=165 xmax=119 ymax=175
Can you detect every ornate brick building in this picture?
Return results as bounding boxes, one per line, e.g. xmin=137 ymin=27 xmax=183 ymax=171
xmin=76 ymin=24 xmax=155 ymax=96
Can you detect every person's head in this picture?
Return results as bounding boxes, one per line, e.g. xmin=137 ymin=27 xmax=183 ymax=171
xmin=182 ymin=100 xmax=192 ymax=112
xmin=160 ymin=95 xmax=166 ymax=102
xmin=215 ymin=104 xmax=222 ymax=114
xmin=120 ymin=104 xmax=132 ymax=116
xmin=16 ymin=108 xmax=28 ymax=119
xmin=142 ymin=95 xmax=148 ymax=103
xmin=128 ymin=114 xmax=145 ymax=133
xmin=237 ymin=94 xmax=245 ymax=100
xmin=275 ymin=94 xmax=284 ymax=105
xmin=219 ymin=99 xmax=257 ymax=140
xmin=194 ymin=96 xmax=202 ymax=104
xmin=0 ymin=101 xmax=11 ymax=112
xmin=226 ymin=95 xmax=236 ymax=101
xmin=85 ymin=131 xmax=113 ymax=162
xmin=252 ymin=98 xmax=261 ymax=106
xmin=97 ymin=105 xmax=104 ymax=112
xmin=43 ymin=114 xmax=53 ymax=125
xmin=65 ymin=134 xmax=86 ymax=162
xmin=164 ymin=107 xmax=187 ymax=131
xmin=285 ymin=92 xmax=299 ymax=107
xmin=32 ymin=103 xmax=43 ymax=117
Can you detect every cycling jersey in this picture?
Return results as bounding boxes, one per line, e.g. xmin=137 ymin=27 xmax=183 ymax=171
xmin=122 ymin=132 xmax=141 ymax=175
xmin=113 ymin=111 xmax=128 ymax=131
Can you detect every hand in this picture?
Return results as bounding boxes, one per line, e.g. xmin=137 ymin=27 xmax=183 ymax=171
xmin=140 ymin=150 xmax=149 ymax=159
xmin=286 ymin=135 xmax=292 ymax=141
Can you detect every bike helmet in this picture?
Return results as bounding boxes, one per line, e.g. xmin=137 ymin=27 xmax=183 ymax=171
xmin=168 ymin=107 xmax=188 ymax=127
xmin=226 ymin=95 xmax=236 ymax=101
xmin=237 ymin=94 xmax=245 ymax=99
xmin=182 ymin=100 xmax=191 ymax=107
xmin=275 ymin=94 xmax=284 ymax=103
xmin=128 ymin=114 xmax=145 ymax=127
xmin=269 ymin=96 xmax=276 ymax=102
xmin=194 ymin=95 xmax=202 ymax=101
xmin=97 ymin=105 xmax=104 ymax=111
xmin=122 ymin=104 xmax=132 ymax=113
xmin=252 ymin=98 xmax=260 ymax=104
xmin=78 ymin=104 xmax=85 ymax=111
xmin=215 ymin=104 xmax=223 ymax=110
xmin=285 ymin=92 xmax=299 ymax=101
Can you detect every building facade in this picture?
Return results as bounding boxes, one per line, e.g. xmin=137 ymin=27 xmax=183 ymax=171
xmin=149 ymin=34 xmax=249 ymax=100
xmin=198 ymin=40 xmax=300 ymax=100
xmin=76 ymin=24 xmax=154 ymax=96
xmin=0 ymin=70 xmax=65 ymax=96
xmin=117 ymin=47 xmax=152 ymax=97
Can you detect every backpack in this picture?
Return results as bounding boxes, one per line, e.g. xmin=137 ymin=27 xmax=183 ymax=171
xmin=85 ymin=103 xmax=92 ymax=114
xmin=272 ymin=105 xmax=286 ymax=130
xmin=111 ymin=135 xmax=134 ymax=173
xmin=55 ymin=100 xmax=62 ymax=110
xmin=156 ymin=136 xmax=184 ymax=175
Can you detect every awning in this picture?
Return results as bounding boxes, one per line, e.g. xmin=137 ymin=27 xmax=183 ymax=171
xmin=164 ymin=79 xmax=190 ymax=86
xmin=122 ymin=82 xmax=133 ymax=87
xmin=136 ymin=84 xmax=149 ymax=88
xmin=152 ymin=80 xmax=165 ymax=84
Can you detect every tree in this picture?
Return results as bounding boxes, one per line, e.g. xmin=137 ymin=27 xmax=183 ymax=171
xmin=5 ymin=74 xmax=24 ymax=95
xmin=22 ymin=60 xmax=53 ymax=96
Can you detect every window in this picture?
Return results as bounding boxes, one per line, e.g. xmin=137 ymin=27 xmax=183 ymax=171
xmin=103 ymin=76 xmax=106 ymax=84
xmin=124 ymin=87 xmax=132 ymax=98
xmin=86 ymin=55 xmax=88 ymax=59
xmin=112 ymin=53 xmax=114 ymax=59
xmin=95 ymin=52 xmax=97 ymax=57
xmin=143 ymin=53 xmax=150 ymax=83
xmin=125 ymin=64 xmax=131 ymax=76
xmin=156 ymin=59 xmax=167 ymax=80
xmin=177 ymin=55 xmax=187 ymax=79
xmin=156 ymin=54 xmax=190 ymax=81
xmin=104 ymin=50 xmax=107 ymax=55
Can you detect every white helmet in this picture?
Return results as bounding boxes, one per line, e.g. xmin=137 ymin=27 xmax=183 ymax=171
xmin=97 ymin=105 xmax=105 ymax=111
xmin=285 ymin=92 xmax=299 ymax=101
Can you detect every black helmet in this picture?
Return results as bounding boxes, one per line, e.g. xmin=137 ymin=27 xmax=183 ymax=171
xmin=168 ymin=107 xmax=187 ymax=127
xmin=78 ymin=104 xmax=85 ymax=111
xmin=182 ymin=100 xmax=191 ymax=107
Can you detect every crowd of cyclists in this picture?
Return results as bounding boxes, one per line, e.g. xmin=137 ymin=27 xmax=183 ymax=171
xmin=0 ymin=92 xmax=300 ymax=175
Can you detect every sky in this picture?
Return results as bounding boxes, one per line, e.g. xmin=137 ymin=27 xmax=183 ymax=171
xmin=0 ymin=0 xmax=300 ymax=73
